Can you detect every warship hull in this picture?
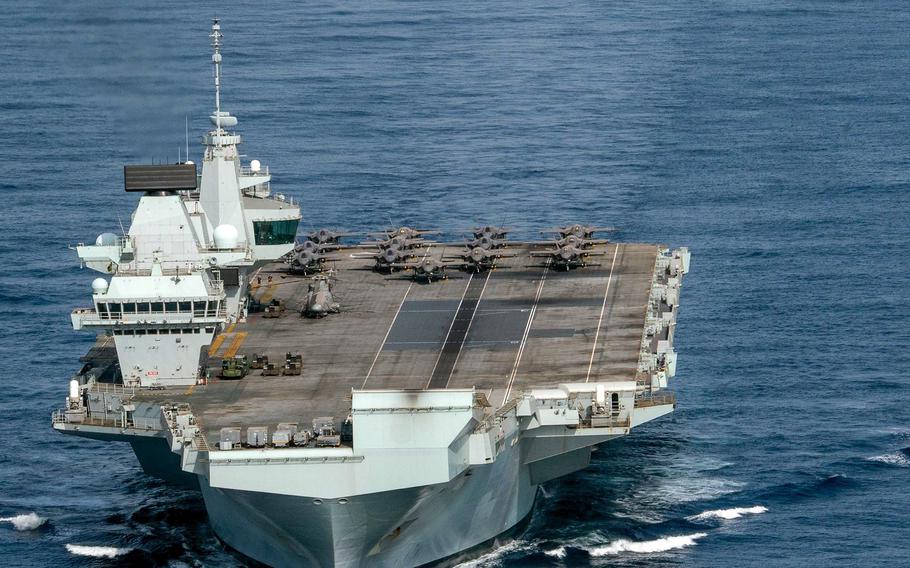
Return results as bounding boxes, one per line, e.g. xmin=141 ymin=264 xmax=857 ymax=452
xmin=53 ymin=21 xmax=690 ymax=567
xmin=199 ymin=439 xmax=540 ymax=568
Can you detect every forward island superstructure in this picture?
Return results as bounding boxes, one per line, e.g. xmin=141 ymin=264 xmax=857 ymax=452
xmin=53 ymin=20 xmax=690 ymax=568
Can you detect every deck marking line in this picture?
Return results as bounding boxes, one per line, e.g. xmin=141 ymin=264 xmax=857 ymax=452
xmin=361 ymin=283 xmax=413 ymax=388
xmin=427 ymin=273 xmax=474 ymax=388
xmin=361 ymin=246 xmax=432 ymax=388
xmin=207 ymin=334 xmax=227 ymax=356
xmin=442 ymin=271 xmax=491 ymax=389
xmin=223 ymin=332 xmax=248 ymax=359
xmin=585 ymin=245 xmax=620 ymax=383
xmin=259 ymin=282 xmax=278 ymax=304
xmin=502 ymin=260 xmax=550 ymax=406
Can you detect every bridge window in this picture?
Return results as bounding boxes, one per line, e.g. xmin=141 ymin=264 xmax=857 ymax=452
xmin=252 ymin=219 xmax=297 ymax=245
xmin=151 ymin=302 xmax=164 ymax=313
xmin=179 ymin=301 xmax=192 ymax=313
xmin=165 ymin=302 xmax=178 ymax=313
xmin=122 ymin=302 xmax=136 ymax=314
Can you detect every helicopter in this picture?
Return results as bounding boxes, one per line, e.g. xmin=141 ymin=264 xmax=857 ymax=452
xmin=300 ymin=273 xmax=340 ymax=318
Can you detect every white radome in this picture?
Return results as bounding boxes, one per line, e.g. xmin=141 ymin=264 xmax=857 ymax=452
xmin=213 ymin=224 xmax=239 ymax=249
xmin=250 ymin=159 xmax=261 ymax=173
xmin=95 ymin=232 xmax=118 ymax=246
xmin=91 ymin=278 xmax=109 ymax=294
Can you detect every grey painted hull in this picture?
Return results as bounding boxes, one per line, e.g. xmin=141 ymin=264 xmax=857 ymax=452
xmin=199 ymin=438 xmax=537 ymax=568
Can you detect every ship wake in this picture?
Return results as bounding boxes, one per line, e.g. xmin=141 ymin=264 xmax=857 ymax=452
xmin=65 ymin=544 xmax=132 ymax=558
xmin=0 ymin=512 xmax=46 ymax=531
xmin=688 ymin=505 xmax=768 ymax=521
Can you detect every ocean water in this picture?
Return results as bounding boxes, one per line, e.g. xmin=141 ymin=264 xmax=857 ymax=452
xmin=1 ymin=1 xmax=908 ymax=566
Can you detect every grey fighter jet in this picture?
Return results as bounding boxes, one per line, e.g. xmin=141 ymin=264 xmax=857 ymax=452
xmin=446 ymin=246 xmax=516 ymax=272
xmin=306 ymin=228 xmax=358 ymax=245
xmin=470 ymin=225 xmax=511 ymax=240
xmin=541 ymin=224 xmax=617 ymax=239
xmin=369 ymin=226 xmax=440 ymax=240
xmin=389 ymin=257 xmax=458 ymax=282
xmin=529 ymin=244 xmax=608 ymax=270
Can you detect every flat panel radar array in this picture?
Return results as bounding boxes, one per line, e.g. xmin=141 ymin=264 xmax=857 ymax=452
xmin=123 ymin=164 xmax=198 ymax=193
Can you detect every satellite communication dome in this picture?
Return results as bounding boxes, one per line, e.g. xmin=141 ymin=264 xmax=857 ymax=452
xmin=95 ymin=232 xmax=118 ymax=246
xmin=91 ymin=278 xmax=109 ymax=294
xmin=213 ymin=224 xmax=239 ymax=249
xmin=209 ymin=111 xmax=238 ymax=128
xmin=250 ymin=159 xmax=261 ymax=173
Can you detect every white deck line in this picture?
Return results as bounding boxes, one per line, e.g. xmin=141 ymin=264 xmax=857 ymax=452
xmin=360 ymin=248 xmax=431 ymax=388
xmin=585 ymin=244 xmax=620 ymax=382
xmin=501 ymin=259 xmax=550 ymax=406
xmin=426 ymin=273 xmax=474 ymax=388
xmin=443 ymin=270 xmax=492 ymax=388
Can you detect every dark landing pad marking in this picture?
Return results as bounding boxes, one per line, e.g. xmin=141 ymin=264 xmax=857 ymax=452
xmin=426 ymin=274 xmax=489 ymax=389
xmin=383 ymin=299 xmax=460 ymax=350
xmin=461 ymin=305 xmax=532 ymax=348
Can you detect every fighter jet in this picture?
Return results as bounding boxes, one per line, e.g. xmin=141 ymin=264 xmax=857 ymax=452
xmin=306 ymin=228 xmax=358 ymax=245
xmin=300 ymin=273 xmax=340 ymax=318
xmin=470 ymin=225 xmax=511 ymax=240
xmin=541 ymin=224 xmax=617 ymax=239
xmin=362 ymin=235 xmax=432 ymax=250
xmin=526 ymin=234 xmax=610 ymax=249
xmin=369 ymin=226 xmax=441 ymax=240
xmin=389 ymin=257 xmax=459 ymax=282
xmin=466 ymin=235 xmax=509 ymax=250
xmin=529 ymin=245 xmax=608 ymax=270
xmin=372 ymin=245 xmax=419 ymax=272
xmin=289 ymin=249 xmax=331 ymax=275
xmin=445 ymin=246 xmax=516 ymax=272
xmin=294 ymin=240 xmax=343 ymax=254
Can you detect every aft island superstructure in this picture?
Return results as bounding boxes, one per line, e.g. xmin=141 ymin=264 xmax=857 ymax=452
xmin=53 ymin=20 xmax=691 ymax=568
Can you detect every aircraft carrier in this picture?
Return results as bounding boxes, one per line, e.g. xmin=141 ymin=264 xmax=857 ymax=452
xmin=52 ymin=20 xmax=690 ymax=567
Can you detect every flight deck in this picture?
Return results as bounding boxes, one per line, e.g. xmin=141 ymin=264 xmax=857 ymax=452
xmin=129 ymin=241 xmax=660 ymax=443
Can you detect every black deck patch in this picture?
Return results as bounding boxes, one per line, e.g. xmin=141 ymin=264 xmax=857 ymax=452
xmin=427 ymin=274 xmax=489 ymax=388
xmin=383 ymin=299 xmax=460 ymax=350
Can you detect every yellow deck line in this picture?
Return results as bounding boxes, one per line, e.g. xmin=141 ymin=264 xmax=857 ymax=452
xmin=225 ymin=323 xmax=237 ymax=334
xmin=184 ymin=385 xmax=196 ymax=395
xmin=224 ymin=332 xmax=248 ymax=358
xmin=208 ymin=334 xmax=227 ymax=356
xmin=259 ymin=282 xmax=277 ymax=304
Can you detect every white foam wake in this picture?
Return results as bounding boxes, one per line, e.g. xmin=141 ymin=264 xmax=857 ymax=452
xmin=65 ymin=544 xmax=132 ymax=558
xmin=453 ymin=539 xmax=533 ymax=567
xmin=588 ymin=532 xmax=708 ymax=556
xmin=867 ymin=453 xmax=910 ymax=467
xmin=544 ymin=546 xmax=566 ymax=558
xmin=689 ymin=505 xmax=768 ymax=521
xmin=0 ymin=512 xmax=47 ymax=531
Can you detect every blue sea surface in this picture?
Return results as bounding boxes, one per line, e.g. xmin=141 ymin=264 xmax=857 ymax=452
xmin=1 ymin=1 xmax=908 ymax=566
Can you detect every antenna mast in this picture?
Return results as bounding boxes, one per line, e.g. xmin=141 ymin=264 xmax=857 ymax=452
xmin=185 ymin=115 xmax=190 ymax=162
xmin=210 ymin=19 xmax=223 ymax=135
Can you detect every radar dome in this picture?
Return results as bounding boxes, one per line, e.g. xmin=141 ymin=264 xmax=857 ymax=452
xmin=250 ymin=159 xmax=261 ymax=173
xmin=209 ymin=111 xmax=238 ymax=128
xmin=213 ymin=224 xmax=239 ymax=249
xmin=91 ymin=278 xmax=109 ymax=294
xmin=95 ymin=232 xmax=118 ymax=246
